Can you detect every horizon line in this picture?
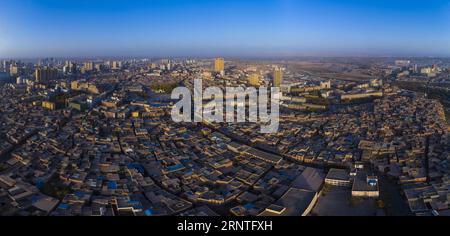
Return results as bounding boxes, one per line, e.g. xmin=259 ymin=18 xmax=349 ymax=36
xmin=2 ymin=54 xmax=450 ymax=61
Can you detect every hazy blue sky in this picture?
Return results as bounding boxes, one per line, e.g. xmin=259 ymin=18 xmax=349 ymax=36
xmin=0 ymin=0 xmax=449 ymax=58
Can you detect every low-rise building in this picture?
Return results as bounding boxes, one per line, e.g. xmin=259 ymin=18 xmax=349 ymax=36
xmin=325 ymin=168 xmax=351 ymax=187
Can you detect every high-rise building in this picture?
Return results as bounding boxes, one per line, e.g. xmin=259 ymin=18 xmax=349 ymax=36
xmin=214 ymin=58 xmax=225 ymax=74
xmin=16 ymin=77 xmax=23 ymax=84
xmin=3 ymin=60 xmax=11 ymax=74
xmin=273 ymin=67 xmax=283 ymax=87
xmin=9 ymin=64 xmax=19 ymax=76
xmin=248 ymin=74 xmax=260 ymax=86
xmin=63 ymin=61 xmax=77 ymax=74
xmin=111 ymin=61 xmax=122 ymax=70
xmin=432 ymin=64 xmax=439 ymax=73
xmin=320 ymin=81 xmax=331 ymax=89
xmin=63 ymin=65 xmax=70 ymax=74
xmin=413 ymin=64 xmax=418 ymax=73
xmin=35 ymin=66 xmax=58 ymax=83
xmin=71 ymin=81 xmax=79 ymax=90
xmin=84 ymin=61 xmax=94 ymax=71
xmin=95 ymin=64 xmax=103 ymax=72
xmin=421 ymin=67 xmax=432 ymax=74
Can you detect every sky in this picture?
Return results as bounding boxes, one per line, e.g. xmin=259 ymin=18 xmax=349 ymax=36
xmin=0 ymin=0 xmax=449 ymax=58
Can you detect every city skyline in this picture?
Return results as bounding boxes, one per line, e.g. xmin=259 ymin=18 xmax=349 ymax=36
xmin=1 ymin=0 xmax=449 ymax=58
xmin=1 ymin=0 xmax=450 ymax=221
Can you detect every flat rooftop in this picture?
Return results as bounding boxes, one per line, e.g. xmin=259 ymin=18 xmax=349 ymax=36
xmin=352 ymin=172 xmax=378 ymax=192
xmin=325 ymin=168 xmax=349 ymax=181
